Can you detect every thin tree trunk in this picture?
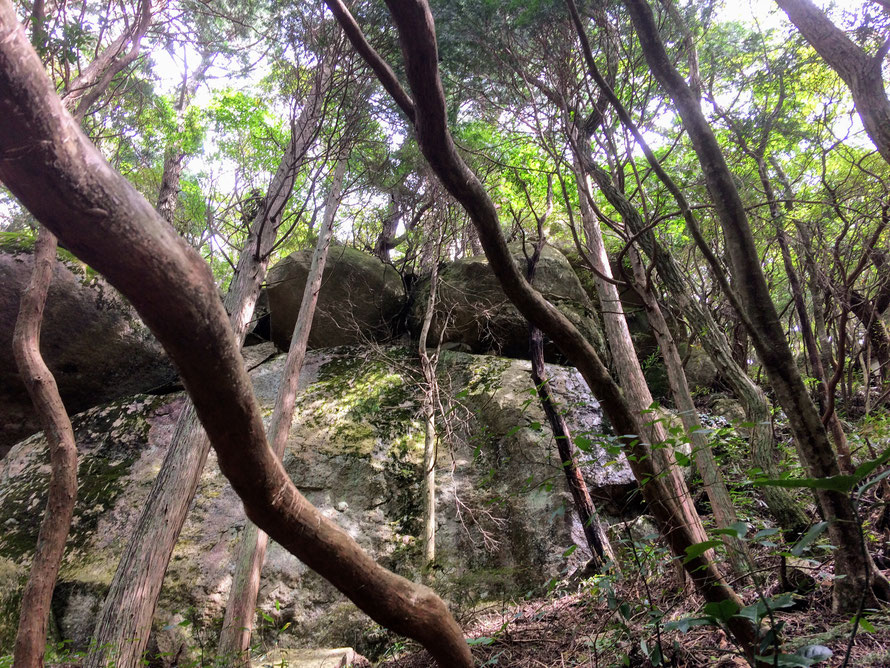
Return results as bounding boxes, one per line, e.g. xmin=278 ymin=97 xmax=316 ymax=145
xmin=627 ymin=246 xmax=748 ymax=574
xmin=342 ymin=2 xmax=759 ymax=658
xmin=622 ymin=0 xmax=890 ymax=611
xmin=11 ymin=228 xmax=78 ymax=668
xmin=84 ymin=63 xmax=333 ymax=668
xmin=525 ymin=205 xmax=613 ymax=568
xmin=217 ymin=155 xmax=348 ymax=664
xmin=417 ymin=257 xmax=440 ymax=568
xmin=0 ymin=11 xmax=473 ymax=666
xmin=755 ymin=157 xmax=853 ymax=471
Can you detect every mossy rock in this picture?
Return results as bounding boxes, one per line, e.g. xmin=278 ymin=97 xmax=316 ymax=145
xmin=0 ymin=237 xmax=175 ymax=457
xmin=408 ymin=243 xmax=606 ymax=362
xmin=266 ymin=245 xmax=405 ymax=350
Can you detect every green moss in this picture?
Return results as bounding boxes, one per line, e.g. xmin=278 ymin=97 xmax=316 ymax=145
xmin=0 ymin=396 xmax=166 ymax=563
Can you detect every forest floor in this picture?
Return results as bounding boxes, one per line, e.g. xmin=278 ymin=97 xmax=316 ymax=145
xmin=378 ymin=562 xmax=890 ymax=667
xmin=378 ymin=479 xmax=890 ymax=668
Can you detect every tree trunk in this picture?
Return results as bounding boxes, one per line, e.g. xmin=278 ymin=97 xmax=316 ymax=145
xmin=0 ymin=10 xmax=473 ymax=666
xmin=775 ymin=0 xmax=890 ymax=166
xmin=417 ymin=256 xmax=440 ymax=568
xmin=572 ymin=162 xmax=709 ymax=549
xmin=627 ymin=247 xmax=748 ymax=574
xmin=350 ymin=2 xmax=759 ymax=658
xmin=584 ymin=158 xmax=809 ymax=537
xmin=84 ymin=61 xmax=334 ymax=668
xmin=11 ymin=228 xmax=78 ymax=668
xmin=757 ymin=157 xmax=852 ymax=472
xmin=623 ymin=0 xmax=890 ymax=611
xmin=217 ymin=154 xmax=348 ymax=664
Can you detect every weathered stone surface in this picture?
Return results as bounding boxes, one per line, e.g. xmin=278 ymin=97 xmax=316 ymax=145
xmin=0 ymin=232 xmax=176 ymax=457
xmin=266 ymin=245 xmax=405 ymax=350
xmin=683 ymin=345 xmax=718 ymax=392
xmin=252 ymin=648 xmax=369 ymax=668
xmin=0 ymin=346 xmax=632 ymax=663
xmin=408 ymin=244 xmax=605 ymax=362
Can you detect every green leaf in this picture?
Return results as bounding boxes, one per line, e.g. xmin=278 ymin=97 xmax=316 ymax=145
xmin=713 ymin=521 xmax=748 ymax=539
xmin=753 ymin=528 xmax=780 ymax=541
xmin=791 ymin=522 xmax=828 ymax=556
xmin=664 ymin=616 xmax=714 ymax=633
xmin=702 ymin=599 xmax=739 ymax=622
xmin=674 ymin=451 xmax=691 ymax=467
xmin=683 ymin=540 xmax=722 ymax=562
xmin=856 ymin=615 xmax=876 ymax=633
xmin=563 ymin=544 xmax=578 ymax=557
xmin=573 ymin=436 xmax=592 ymax=452
xmin=853 ymin=446 xmax=890 ymax=481
xmin=468 ymin=636 xmax=496 ymax=646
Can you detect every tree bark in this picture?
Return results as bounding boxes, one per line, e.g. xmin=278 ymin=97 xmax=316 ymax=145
xmin=775 ymin=0 xmax=890 ymax=166
xmin=623 ymin=0 xmax=890 ymax=611
xmin=526 ymin=234 xmax=613 ymax=568
xmin=627 ymin=246 xmax=748 ymax=574
xmin=0 ymin=7 xmax=473 ymax=667
xmin=417 ymin=255 xmax=440 ymax=568
xmin=84 ymin=65 xmax=331 ymax=668
xmin=11 ymin=228 xmax=78 ymax=668
xmin=217 ymin=154 xmax=348 ymax=664
xmin=572 ymin=161 xmax=709 ymax=549
xmin=581 ymin=156 xmax=809 ymax=537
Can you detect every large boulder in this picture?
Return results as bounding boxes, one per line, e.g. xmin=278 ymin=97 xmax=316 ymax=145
xmin=0 ymin=232 xmax=176 ymax=457
xmin=266 ymin=245 xmax=405 ymax=350
xmin=408 ymin=244 xmax=605 ymax=361
xmin=0 ymin=346 xmax=633 ymax=663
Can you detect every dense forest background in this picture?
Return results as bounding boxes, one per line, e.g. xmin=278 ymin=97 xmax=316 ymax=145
xmin=1 ymin=0 xmax=890 ymax=666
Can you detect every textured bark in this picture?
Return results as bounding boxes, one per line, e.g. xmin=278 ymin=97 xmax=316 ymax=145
xmin=627 ymin=247 xmax=748 ymax=574
xmin=583 ymin=158 xmax=810 ymax=537
xmin=11 ymin=228 xmax=78 ymax=668
xmin=623 ymin=0 xmax=890 ymax=611
xmin=217 ymin=155 xmax=348 ymax=663
xmin=775 ymin=0 xmax=890 ymax=166
xmin=417 ymin=258 xmax=439 ymax=568
xmin=0 ymin=8 xmax=472 ymax=667
xmin=572 ymin=162 xmax=708 ymax=549
xmin=338 ymin=1 xmax=758 ymax=657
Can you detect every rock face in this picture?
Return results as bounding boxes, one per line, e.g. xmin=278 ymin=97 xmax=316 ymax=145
xmin=0 ymin=233 xmax=176 ymax=458
xmin=0 ymin=346 xmax=632 ymax=663
xmin=266 ymin=245 xmax=405 ymax=350
xmin=408 ymin=244 xmax=606 ymax=361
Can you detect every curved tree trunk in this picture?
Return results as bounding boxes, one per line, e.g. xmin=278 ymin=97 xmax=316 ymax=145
xmin=217 ymin=154 xmax=348 ymax=664
xmin=334 ymin=1 xmax=759 ymax=658
xmin=417 ymin=256 xmax=440 ymax=568
xmin=0 ymin=9 xmax=473 ymax=667
xmin=11 ymin=228 xmax=78 ymax=668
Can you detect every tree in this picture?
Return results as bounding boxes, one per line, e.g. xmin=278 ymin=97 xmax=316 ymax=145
xmin=0 ymin=3 xmax=473 ymax=666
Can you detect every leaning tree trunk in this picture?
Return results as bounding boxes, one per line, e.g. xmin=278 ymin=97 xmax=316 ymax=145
xmin=775 ymin=0 xmax=890 ymax=167
xmin=0 ymin=9 xmax=474 ymax=666
xmin=337 ymin=1 xmax=760 ymax=658
xmin=84 ymin=62 xmax=333 ymax=668
xmin=11 ymin=228 xmax=78 ymax=668
xmin=623 ymin=0 xmax=890 ymax=611
xmin=627 ymin=247 xmax=748 ymax=574
xmin=526 ymin=234 xmax=613 ymax=569
xmin=572 ymin=160 xmax=709 ymax=549
xmin=217 ymin=154 xmax=348 ymax=664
